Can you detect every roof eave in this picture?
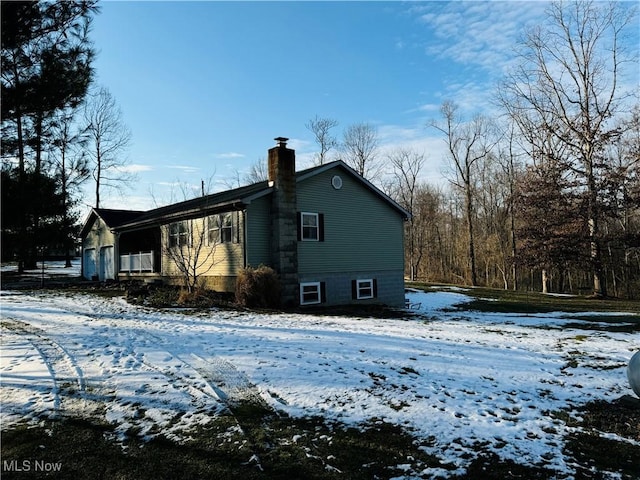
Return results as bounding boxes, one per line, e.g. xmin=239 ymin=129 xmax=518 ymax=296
xmin=115 ymin=199 xmax=249 ymax=232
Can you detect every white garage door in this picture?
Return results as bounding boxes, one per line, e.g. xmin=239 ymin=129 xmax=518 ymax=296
xmin=84 ymin=248 xmax=96 ymax=280
xmin=99 ymin=246 xmax=115 ymax=281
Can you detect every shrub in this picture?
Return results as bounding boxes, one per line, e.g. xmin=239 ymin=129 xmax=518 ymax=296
xmin=235 ymin=265 xmax=281 ymax=308
xmin=176 ymin=288 xmax=217 ymax=308
xmin=144 ymin=286 xmax=179 ymax=307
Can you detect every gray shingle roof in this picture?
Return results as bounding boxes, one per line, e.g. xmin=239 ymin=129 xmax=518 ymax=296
xmin=91 ymin=160 xmax=410 ymax=234
xmin=115 ymin=180 xmax=272 ymax=231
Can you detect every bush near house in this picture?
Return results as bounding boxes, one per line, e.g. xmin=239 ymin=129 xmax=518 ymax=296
xmin=236 ymin=265 xmax=281 ymax=309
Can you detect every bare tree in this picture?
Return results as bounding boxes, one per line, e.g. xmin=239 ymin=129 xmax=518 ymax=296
xmin=245 ymin=157 xmax=268 ymax=183
xmin=224 ymin=158 xmax=268 ymax=189
xmin=306 ymin=115 xmax=339 ymax=166
xmin=83 ymin=87 xmax=132 ymax=208
xmin=162 ymin=216 xmax=218 ymax=294
xmin=495 ymin=124 xmax=524 ymax=290
xmin=342 ymin=122 xmax=381 ymax=180
xmin=387 ymin=147 xmax=426 ymax=280
xmin=500 ymin=0 xmax=637 ymax=296
xmin=431 ymin=101 xmax=496 ymax=286
xmin=601 ymin=105 xmax=640 ymax=297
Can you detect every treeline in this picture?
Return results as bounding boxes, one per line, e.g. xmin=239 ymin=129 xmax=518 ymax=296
xmin=305 ymin=2 xmax=639 ymax=298
xmin=406 ymin=1 xmax=640 ymax=298
xmin=391 ymin=112 xmax=639 ymax=298
xmin=1 ymin=1 xmax=131 ymax=271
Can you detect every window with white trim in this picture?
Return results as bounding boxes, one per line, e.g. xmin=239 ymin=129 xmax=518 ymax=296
xmin=220 ymin=213 xmax=233 ymax=243
xmin=300 ymin=282 xmax=322 ymax=305
xmin=207 ymin=213 xmax=235 ymax=244
xmin=169 ymin=221 xmax=189 ymax=248
xmin=356 ymin=279 xmax=374 ymax=299
xmin=207 ymin=215 xmax=220 ymax=244
xmin=301 ymin=212 xmax=319 ymax=241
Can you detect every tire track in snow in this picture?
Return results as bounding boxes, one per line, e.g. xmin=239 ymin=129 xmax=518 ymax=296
xmin=21 ymin=294 xmax=267 ymax=411
xmin=115 ymin=325 xmax=268 ymax=412
xmin=1 ymin=318 xmax=85 ymax=417
xmin=187 ymin=353 xmax=267 ymax=408
xmin=129 ymin=338 xmax=267 ymax=411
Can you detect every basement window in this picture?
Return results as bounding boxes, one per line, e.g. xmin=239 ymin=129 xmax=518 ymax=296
xmin=352 ymin=279 xmax=377 ymax=300
xmin=300 ymin=282 xmax=322 ymax=305
xmin=357 ymin=279 xmax=374 ymax=299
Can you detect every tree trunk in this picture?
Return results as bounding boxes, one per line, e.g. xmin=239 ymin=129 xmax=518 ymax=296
xmin=588 ymin=193 xmax=606 ymax=297
xmin=95 ymin=143 xmax=101 ymax=208
xmin=466 ymin=185 xmax=478 ymax=286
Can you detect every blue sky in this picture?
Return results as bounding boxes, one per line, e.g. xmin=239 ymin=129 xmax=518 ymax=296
xmin=87 ymin=1 xmax=639 ymax=211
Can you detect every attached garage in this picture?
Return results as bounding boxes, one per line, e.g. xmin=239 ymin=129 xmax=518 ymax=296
xmin=80 ymin=208 xmax=145 ymax=282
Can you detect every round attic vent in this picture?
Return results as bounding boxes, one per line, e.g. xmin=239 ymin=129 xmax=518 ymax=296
xmin=331 ymin=175 xmax=343 ymax=190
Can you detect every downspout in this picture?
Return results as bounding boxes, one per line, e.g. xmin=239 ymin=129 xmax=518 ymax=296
xmin=112 ymin=230 xmax=120 ymax=279
xmin=242 ymin=209 xmax=248 ymax=268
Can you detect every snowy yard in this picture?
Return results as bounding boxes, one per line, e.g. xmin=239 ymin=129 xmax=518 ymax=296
xmin=1 ymin=271 xmax=639 ymax=478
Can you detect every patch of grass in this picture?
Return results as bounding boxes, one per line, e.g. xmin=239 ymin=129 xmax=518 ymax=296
xmin=4 ymin=397 xmax=638 ymax=479
xmin=0 ymin=412 xmax=446 ymax=480
xmin=560 ymin=396 xmax=640 ymax=480
xmin=566 ymin=434 xmax=640 ymax=480
xmin=399 ymin=366 xmax=420 ymax=375
xmin=563 ymin=318 xmax=640 ymax=333
xmin=410 ymin=282 xmax=640 ymax=315
xmin=450 ymin=451 xmax=553 ymax=480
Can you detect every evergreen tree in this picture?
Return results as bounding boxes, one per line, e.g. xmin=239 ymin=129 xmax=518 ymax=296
xmin=515 ymin=164 xmax=587 ymax=293
xmin=1 ymin=1 xmax=98 ymax=270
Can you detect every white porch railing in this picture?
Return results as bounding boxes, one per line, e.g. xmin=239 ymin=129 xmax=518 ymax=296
xmin=120 ymin=251 xmax=154 ymax=273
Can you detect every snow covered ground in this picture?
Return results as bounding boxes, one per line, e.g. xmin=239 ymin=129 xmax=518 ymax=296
xmin=1 ymin=272 xmax=638 ymax=478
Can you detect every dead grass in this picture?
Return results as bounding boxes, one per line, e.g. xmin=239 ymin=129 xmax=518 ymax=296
xmin=3 ymin=396 xmax=638 ymax=479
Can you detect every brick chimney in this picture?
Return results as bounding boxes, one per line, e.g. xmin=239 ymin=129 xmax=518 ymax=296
xmin=269 ymin=137 xmax=298 ymax=307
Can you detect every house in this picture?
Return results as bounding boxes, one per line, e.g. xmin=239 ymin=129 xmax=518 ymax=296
xmin=80 ymin=137 xmax=411 ymax=307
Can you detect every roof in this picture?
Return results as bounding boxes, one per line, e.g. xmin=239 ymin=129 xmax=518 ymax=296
xmin=84 ymin=160 xmax=410 ymax=235
xmin=80 ymin=208 xmax=146 ymax=237
xmin=115 ymin=180 xmax=272 ymax=231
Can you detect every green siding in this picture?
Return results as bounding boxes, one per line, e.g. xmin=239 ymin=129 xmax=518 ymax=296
xmin=296 ymin=168 xmax=405 ymax=275
xmin=246 ymin=198 xmax=272 ymax=267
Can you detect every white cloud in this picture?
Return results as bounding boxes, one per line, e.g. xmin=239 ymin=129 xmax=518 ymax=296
xmin=113 ymin=163 xmax=153 ymax=173
xmin=374 ymin=123 xmax=453 ymax=189
xmin=286 ymin=137 xmax=312 ymax=153
xmin=99 ymin=194 xmax=157 ymax=211
xmin=418 ymin=2 xmax=546 ymax=72
xmin=413 ymin=2 xmax=548 ymax=117
xmin=166 ymin=165 xmax=200 ymax=174
xmin=215 ymin=152 xmax=245 ymax=159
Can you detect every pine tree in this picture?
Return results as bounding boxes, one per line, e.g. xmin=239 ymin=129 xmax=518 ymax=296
xmin=1 ymin=1 xmax=98 ymax=270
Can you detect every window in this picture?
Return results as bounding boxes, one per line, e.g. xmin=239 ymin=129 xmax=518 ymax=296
xmin=207 ymin=215 xmax=220 ymax=244
xmin=298 ymin=212 xmax=324 ymax=241
xmin=169 ymin=221 xmax=189 ymax=248
xmin=220 ymin=213 xmax=233 ymax=243
xmin=207 ymin=213 xmax=235 ymax=244
xmin=301 ymin=212 xmax=319 ymax=241
xmin=300 ymin=282 xmax=322 ymax=305
xmin=353 ymin=279 xmax=377 ymax=300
